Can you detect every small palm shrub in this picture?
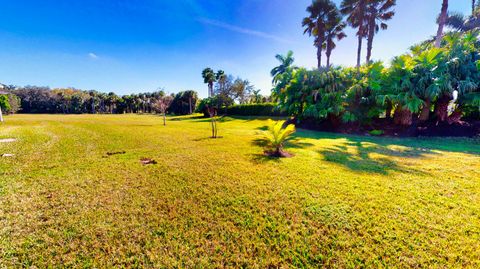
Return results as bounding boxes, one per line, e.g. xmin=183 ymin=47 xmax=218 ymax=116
xmin=263 ymin=120 xmax=296 ymax=157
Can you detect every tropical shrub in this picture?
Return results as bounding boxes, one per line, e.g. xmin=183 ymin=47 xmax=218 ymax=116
xmin=263 ymin=120 xmax=296 ymax=157
xmin=0 ymin=95 xmax=11 ymax=113
xmin=271 ymin=31 xmax=480 ymax=130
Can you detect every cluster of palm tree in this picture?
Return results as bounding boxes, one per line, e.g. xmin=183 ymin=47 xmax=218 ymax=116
xmin=201 ymin=68 xmax=226 ymax=97
xmin=271 ymin=30 xmax=480 ymax=128
xmin=303 ymin=0 xmax=395 ymax=69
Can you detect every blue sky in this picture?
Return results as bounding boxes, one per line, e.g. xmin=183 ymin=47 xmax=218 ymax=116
xmin=0 ymin=0 xmax=472 ymax=97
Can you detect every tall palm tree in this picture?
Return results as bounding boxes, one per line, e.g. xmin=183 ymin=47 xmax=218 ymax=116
xmin=473 ymin=0 xmax=477 ymax=15
xmin=324 ymin=10 xmax=347 ymax=69
xmin=270 ymin=50 xmax=296 ymax=84
xmin=445 ymin=7 xmax=480 ymax=32
xmin=341 ymin=0 xmax=368 ymax=68
xmin=215 ymin=70 xmax=228 ymax=95
xmin=303 ymin=0 xmax=337 ymax=68
xmin=365 ymin=0 xmax=396 ymax=64
xmin=435 ymin=0 xmax=449 ymax=48
xmin=202 ymin=68 xmax=216 ymax=97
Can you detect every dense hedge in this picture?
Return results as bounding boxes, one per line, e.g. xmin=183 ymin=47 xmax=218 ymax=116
xmin=225 ymin=103 xmax=287 ymax=116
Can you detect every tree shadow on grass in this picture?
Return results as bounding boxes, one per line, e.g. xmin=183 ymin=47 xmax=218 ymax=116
xmin=296 ymin=128 xmax=480 ymax=156
xmin=318 ymin=141 xmax=434 ymax=175
xmin=169 ymin=115 xmax=205 ymax=121
xmin=251 ymin=137 xmax=314 ymax=150
xmin=193 ymin=136 xmax=224 ymax=142
xmin=250 ymin=153 xmax=282 ymax=164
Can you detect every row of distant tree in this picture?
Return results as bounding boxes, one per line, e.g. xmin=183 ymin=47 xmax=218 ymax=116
xmin=0 ymin=80 xmax=270 ymax=115
xmin=0 ymin=85 xmax=192 ymax=115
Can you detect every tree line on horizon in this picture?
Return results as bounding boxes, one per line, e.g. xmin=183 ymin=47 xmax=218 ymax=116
xmin=0 ymin=85 xmax=200 ymax=115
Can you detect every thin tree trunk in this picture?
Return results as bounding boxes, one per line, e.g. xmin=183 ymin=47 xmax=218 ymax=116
xmin=326 ymin=53 xmax=331 ymax=70
xmin=326 ymin=39 xmax=332 ymax=70
xmin=356 ymin=1 xmax=366 ymax=69
xmin=0 ymin=106 xmax=3 ymax=122
xmin=316 ymin=21 xmax=324 ymax=69
xmin=366 ymin=15 xmax=376 ymax=64
xmin=356 ymin=33 xmax=363 ymax=69
xmin=209 ymin=82 xmax=214 ymax=97
xmin=211 ymin=117 xmax=215 ymax=138
xmin=163 ymin=112 xmax=166 ymax=126
xmin=316 ymin=44 xmax=322 ymax=69
xmin=435 ymin=0 xmax=449 ymax=48
xmin=189 ymin=97 xmax=192 ymax=114
xmin=214 ymin=119 xmax=218 ymax=138
xmin=473 ymin=0 xmax=476 ymax=15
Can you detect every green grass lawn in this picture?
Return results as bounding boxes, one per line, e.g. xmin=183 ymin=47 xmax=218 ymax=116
xmin=1 ymin=114 xmax=479 ymax=268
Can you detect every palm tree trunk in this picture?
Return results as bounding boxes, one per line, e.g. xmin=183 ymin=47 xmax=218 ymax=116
xmin=435 ymin=0 xmax=449 ymax=48
xmin=435 ymin=95 xmax=451 ymax=122
xmin=315 ymin=21 xmax=325 ymax=69
xmin=419 ymin=99 xmax=431 ymax=122
xmin=316 ymin=44 xmax=322 ymax=69
xmin=326 ymin=53 xmax=331 ymax=70
xmin=209 ymin=83 xmax=214 ymax=97
xmin=393 ymin=107 xmax=412 ymax=126
xmin=326 ymin=42 xmax=332 ymax=70
xmin=385 ymin=100 xmax=392 ymax=120
xmin=356 ymin=34 xmax=363 ymax=68
xmin=356 ymin=1 xmax=366 ymax=69
xmin=473 ymin=0 xmax=476 ymax=15
xmin=366 ymin=15 xmax=376 ymax=64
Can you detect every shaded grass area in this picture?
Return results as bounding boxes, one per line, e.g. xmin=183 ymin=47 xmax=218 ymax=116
xmin=0 ymin=114 xmax=479 ymax=267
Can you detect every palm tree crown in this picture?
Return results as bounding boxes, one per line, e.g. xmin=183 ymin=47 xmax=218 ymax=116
xmin=365 ymin=0 xmax=396 ymax=63
xmin=271 ymin=51 xmax=296 ymax=84
xmin=303 ymin=0 xmax=338 ymax=68
xmin=202 ymin=68 xmax=216 ymax=97
xmin=341 ymin=0 xmax=368 ymax=68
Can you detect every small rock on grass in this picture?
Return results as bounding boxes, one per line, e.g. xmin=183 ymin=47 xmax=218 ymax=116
xmin=2 ymin=154 xmax=15 ymax=157
xmin=140 ymin=158 xmax=157 ymax=165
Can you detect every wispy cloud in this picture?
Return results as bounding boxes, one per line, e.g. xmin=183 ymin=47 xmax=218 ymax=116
xmin=198 ymin=18 xmax=292 ymax=44
xmin=88 ymin=52 xmax=99 ymax=60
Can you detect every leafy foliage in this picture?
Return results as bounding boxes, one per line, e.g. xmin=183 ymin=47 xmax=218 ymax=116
xmin=271 ymin=31 xmax=480 ymax=127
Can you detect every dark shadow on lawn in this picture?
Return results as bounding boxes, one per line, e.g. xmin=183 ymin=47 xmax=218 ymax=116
xmin=318 ymin=141 xmax=433 ymax=175
xmin=251 ymin=137 xmax=314 ymax=150
xmin=193 ymin=136 xmax=224 ymax=142
xmin=296 ymin=128 xmax=480 ymax=156
xmin=250 ymin=153 xmax=282 ymax=164
xmin=169 ymin=115 xmax=205 ymax=121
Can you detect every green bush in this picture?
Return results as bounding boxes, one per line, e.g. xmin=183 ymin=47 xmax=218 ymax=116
xmin=369 ymin=130 xmax=384 ymax=136
xmin=225 ymin=103 xmax=286 ymax=116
